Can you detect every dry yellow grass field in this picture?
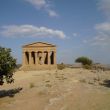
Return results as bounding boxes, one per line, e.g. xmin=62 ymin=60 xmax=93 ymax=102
xmin=0 ymin=68 xmax=110 ymax=110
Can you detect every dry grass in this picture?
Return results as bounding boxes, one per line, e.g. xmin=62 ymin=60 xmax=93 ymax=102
xmin=0 ymin=68 xmax=110 ymax=110
xmin=57 ymin=64 xmax=66 ymax=70
xmin=29 ymin=83 xmax=35 ymax=88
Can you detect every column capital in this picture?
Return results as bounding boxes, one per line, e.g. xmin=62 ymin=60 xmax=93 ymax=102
xmin=29 ymin=51 xmax=32 ymax=53
xmin=23 ymin=51 xmax=26 ymax=53
xmin=47 ymin=51 xmax=51 ymax=53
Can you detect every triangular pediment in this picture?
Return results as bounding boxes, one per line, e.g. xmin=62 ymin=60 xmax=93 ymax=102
xmin=23 ymin=42 xmax=56 ymax=47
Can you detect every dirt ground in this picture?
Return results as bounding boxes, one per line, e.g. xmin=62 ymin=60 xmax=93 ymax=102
xmin=0 ymin=68 xmax=110 ymax=110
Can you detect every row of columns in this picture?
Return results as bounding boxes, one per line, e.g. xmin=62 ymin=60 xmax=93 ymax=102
xmin=23 ymin=51 xmax=56 ymax=66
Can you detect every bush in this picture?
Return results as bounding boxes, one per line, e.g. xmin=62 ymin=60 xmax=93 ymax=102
xmin=75 ymin=56 xmax=92 ymax=66
xmin=0 ymin=46 xmax=16 ymax=85
xmin=57 ymin=63 xmax=65 ymax=70
xmin=83 ymin=64 xmax=92 ymax=69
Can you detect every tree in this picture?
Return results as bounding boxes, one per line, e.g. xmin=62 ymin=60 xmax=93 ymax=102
xmin=75 ymin=56 xmax=92 ymax=65
xmin=0 ymin=46 xmax=16 ymax=85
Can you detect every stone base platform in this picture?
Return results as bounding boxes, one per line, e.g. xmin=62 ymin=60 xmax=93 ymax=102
xmin=20 ymin=65 xmax=57 ymax=71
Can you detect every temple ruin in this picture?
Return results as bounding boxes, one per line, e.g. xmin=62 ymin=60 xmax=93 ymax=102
xmin=21 ymin=42 xmax=57 ymax=70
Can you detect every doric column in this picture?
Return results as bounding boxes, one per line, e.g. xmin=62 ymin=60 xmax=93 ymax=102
xmin=22 ymin=52 xmax=25 ymax=66
xmin=29 ymin=52 xmax=32 ymax=65
xmin=35 ymin=52 xmax=38 ymax=65
xmin=48 ymin=51 xmax=50 ymax=65
xmin=54 ymin=51 xmax=56 ymax=65
xmin=42 ymin=52 xmax=44 ymax=65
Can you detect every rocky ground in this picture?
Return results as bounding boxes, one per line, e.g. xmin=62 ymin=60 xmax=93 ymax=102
xmin=0 ymin=68 xmax=110 ymax=110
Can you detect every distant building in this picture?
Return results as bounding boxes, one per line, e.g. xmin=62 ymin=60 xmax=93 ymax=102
xmin=21 ymin=42 xmax=57 ymax=70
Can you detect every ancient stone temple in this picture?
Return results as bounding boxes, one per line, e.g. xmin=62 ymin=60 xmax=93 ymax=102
xmin=21 ymin=42 xmax=57 ymax=70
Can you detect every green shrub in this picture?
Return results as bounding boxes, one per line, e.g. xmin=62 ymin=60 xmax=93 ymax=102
xmin=75 ymin=56 xmax=92 ymax=66
xmin=0 ymin=46 xmax=16 ymax=85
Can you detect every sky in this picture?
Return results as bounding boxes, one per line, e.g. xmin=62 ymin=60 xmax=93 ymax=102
xmin=0 ymin=0 xmax=110 ymax=64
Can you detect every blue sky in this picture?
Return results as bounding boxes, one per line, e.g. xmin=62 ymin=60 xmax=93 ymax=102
xmin=0 ymin=0 xmax=110 ymax=64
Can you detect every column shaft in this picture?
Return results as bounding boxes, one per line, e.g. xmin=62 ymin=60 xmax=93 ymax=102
xmin=42 ymin=52 xmax=44 ymax=65
xmin=29 ymin=52 xmax=32 ymax=65
xmin=48 ymin=51 xmax=50 ymax=65
xmin=35 ymin=52 xmax=38 ymax=65
xmin=22 ymin=52 xmax=25 ymax=66
xmin=54 ymin=51 xmax=56 ymax=65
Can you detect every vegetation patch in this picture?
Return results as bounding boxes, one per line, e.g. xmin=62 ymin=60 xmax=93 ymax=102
xmin=57 ymin=63 xmax=66 ymax=70
xmin=29 ymin=83 xmax=35 ymax=88
xmin=79 ymin=79 xmax=86 ymax=83
xmin=45 ymin=84 xmax=52 ymax=88
xmin=75 ymin=56 xmax=93 ymax=69
xmin=0 ymin=46 xmax=16 ymax=85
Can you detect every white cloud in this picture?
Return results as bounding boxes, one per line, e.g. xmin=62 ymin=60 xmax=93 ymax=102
xmin=25 ymin=0 xmax=47 ymax=9
xmin=25 ymin=0 xmax=58 ymax=17
xmin=0 ymin=25 xmax=66 ymax=39
xmin=93 ymin=22 xmax=110 ymax=45
xmin=47 ymin=10 xmax=58 ymax=17
xmin=95 ymin=22 xmax=110 ymax=32
xmin=97 ymin=0 xmax=110 ymax=19
xmin=73 ymin=33 xmax=78 ymax=37
xmin=89 ymin=1 xmax=110 ymax=46
xmin=90 ymin=35 xmax=110 ymax=46
xmin=83 ymin=40 xmax=88 ymax=44
xmin=84 ymin=22 xmax=110 ymax=46
xmin=82 ymin=0 xmax=110 ymax=52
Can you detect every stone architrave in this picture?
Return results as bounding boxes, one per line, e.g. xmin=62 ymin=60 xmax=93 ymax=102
xmin=21 ymin=42 xmax=57 ymax=70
